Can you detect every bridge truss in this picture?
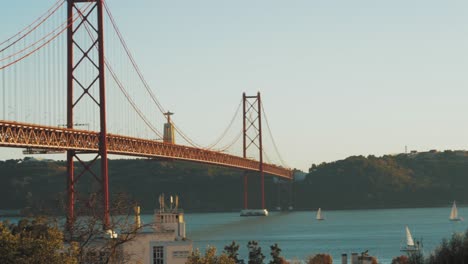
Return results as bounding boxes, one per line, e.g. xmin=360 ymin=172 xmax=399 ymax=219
xmin=0 ymin=121 xmax=293 ymax=178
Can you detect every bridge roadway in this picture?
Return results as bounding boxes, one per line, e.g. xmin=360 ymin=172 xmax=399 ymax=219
xmin=0 ymin=120 xmax=293 ymax=179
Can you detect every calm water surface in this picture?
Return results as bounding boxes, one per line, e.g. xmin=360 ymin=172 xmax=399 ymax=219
xmin=2 ymin=207 xmax=466 ymax=263
xmin=173 ymin=207 xmax=466 ymax=263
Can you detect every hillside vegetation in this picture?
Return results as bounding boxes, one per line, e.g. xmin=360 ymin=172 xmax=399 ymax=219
xmin=296 ymin=150 xmax=468 ymax=209
xmin=0 ymin=150 xmax=467 ymax=213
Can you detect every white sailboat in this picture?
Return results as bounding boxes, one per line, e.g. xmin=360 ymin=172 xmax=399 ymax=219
xmin=449 ymin=201 xmax=462 ymax=221
xmin=400 ymin=226 xmax=421 ymax=252
xmin=316 ymin=208 xmax=324 ymax=221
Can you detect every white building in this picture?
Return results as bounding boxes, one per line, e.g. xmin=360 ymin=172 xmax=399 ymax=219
xmin=121 ymin=196 xmax=192 ymax=264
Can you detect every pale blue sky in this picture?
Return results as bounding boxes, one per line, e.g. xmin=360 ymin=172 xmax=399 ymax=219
xmin=1 ymin=0 xmax=468 ymax=171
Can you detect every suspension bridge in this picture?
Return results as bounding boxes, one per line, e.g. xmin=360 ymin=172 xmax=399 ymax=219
xmin=0 ymin=0 xmax=294 ymax=228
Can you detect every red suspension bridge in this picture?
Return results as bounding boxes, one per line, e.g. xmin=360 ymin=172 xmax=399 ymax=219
xmin=0 ymin=0 xmax=293 ymax=228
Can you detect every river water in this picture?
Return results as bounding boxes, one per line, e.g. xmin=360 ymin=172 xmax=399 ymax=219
xmin=2 ymin=207 xmax=466 ymax=263
xmin=174 ymin=207 xmax=466 ymax=263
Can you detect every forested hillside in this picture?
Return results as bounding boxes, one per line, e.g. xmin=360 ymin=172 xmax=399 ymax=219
xmin=296 ymin=150 xmax=468 ymax=209
xmin=1 ymin=150 xmax=467 ymax=214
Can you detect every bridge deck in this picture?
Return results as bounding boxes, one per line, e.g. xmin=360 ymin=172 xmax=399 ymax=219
xmin=0 ymin=121 xmax=293 ymax=179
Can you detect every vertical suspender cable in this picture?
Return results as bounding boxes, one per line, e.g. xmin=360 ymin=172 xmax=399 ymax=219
xmin=76 ymin=6 xmax=163 ymax=138
xmin=0 ymin=0 xmax=63 ymax=47
xmin=1 ymin=51 xmax=4 ymax=119
xmin=261 ymin=101 xmax=288 ymax=167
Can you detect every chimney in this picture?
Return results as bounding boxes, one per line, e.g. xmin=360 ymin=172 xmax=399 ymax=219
xmin=342 ymin=253 xmax=347 ymax=264
xmin=134 ymin=205 xmax=141 ymax=229
xmin=351 ymin=253 xmax=358 ymax=264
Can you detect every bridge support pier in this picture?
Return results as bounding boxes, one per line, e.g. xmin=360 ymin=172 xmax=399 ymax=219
xmin=243 ymin=171 xmax=248 ymax=209
xmin=276 ymin=179 xmax=294 ymax=211
xmin=241 ymin=92 xmax=267 ymax=215
xmin=66 ymin=150 xmax=74 ymax=232
xmin=66 ymin=0 xmax=109 ymax=232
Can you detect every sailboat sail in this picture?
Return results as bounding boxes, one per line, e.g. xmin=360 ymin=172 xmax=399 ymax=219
xmin=450 ymin=201 xmax=459 ymax=220
xmin=401 ymin=225 xmax=421 ymax=252
xmin=316 ymin=208 xmax=324 ymax=220
xmin=405 ymin=226 xmax=415 ymax=247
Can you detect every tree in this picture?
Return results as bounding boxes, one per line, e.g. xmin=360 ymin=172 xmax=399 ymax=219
xmin=407 ymin=252 xmax=424 ymax=264
xmin=269 ymin=243 xmax=287 ymax=264
xmin=248 ymin=241 xmax=265 ymax=264
xmin=0 ymin=217 xmax=77 ymax=264
xmin=224 ymin=241 xmax=244 ymax=264
xmin=187 ymin=246 xmax=236 ymax=264
xmin=306 ymin=254 xmax=332 ymax=264
xmin=0 ymin=191 xmax=150 ymax=264
xmin=391 ymin=255 xmax=409 ymax=264
xmin=427 ymin=231 xmax=468 ymax=264
xmin=67 ymin=192 xmax=148 ymax=264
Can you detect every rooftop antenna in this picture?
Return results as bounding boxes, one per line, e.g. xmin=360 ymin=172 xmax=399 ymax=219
xmin=158 ymin=193 xmax=165 ymax=212
xmin=134 ymin=204 xmax=141 ymax=229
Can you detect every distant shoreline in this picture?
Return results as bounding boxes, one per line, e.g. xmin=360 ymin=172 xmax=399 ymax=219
xmin=0 ymin=204 xmax=460 ymax=218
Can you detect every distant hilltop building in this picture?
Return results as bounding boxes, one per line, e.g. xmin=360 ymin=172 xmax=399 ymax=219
xmin=404 ymin=149 xmax=468 ymax=157
xmin=22 ymin=157 xmax=55 ymax=163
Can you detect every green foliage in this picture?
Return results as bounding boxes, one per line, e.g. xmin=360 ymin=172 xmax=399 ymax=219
xmin=407 ymin=251 xmax=424 ymax=264
xmin=5 ymin=151 xmax=468 ymax=213
xmin=395 ymin=230 xmax=468 ymax=264
xmin=0 ymin=217 xmax=77 ymax=264
xmin=0 ymin=159 xmax=251 ymax=213
xmin=224 ymin=241 xmax=244 ymax=264
xmin=269 ymin=243 xmax=287 ymax=264
xmin=299 ymin=152 xmax=468 ymax=209
xmin=391 ymin=255 xmax=409 ymax=264
xmin=306 ymin=254 xmax=332 ymax=264
xmin=248 ymin=241 xmax=265 ymax=264
xmin=427 ymin=231 xmax=468 ymax=264
xmin=187 ymin=246 xmax=236 ymax=264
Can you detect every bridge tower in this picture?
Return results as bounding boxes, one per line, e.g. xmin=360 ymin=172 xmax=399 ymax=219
xmin=241 ymin=92 xmax=266 ymax=215
xmin=66 ymin=0 xmax=109 ymax=230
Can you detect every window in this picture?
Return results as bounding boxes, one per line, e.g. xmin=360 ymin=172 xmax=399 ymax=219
xmin=153 ymin=246 xmax=164 ymax=264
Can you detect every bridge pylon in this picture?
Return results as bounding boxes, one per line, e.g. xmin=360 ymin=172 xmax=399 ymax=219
xmin=66 ymin=0 xmax=109 ymax=231
xmin=241 ymin=92 xmax=266 ymax=215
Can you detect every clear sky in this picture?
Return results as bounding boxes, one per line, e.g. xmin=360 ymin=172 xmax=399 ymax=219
xmin=1 ymin=0 xmax=468 ymax=171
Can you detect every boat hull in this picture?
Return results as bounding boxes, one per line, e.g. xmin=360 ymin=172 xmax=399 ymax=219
xmin=400 ymin=243 xmax=421 ymax=252
xmin=400 ymin=248 xmax=420 ymax=252
xmin=240 ymin=209 xmax=269 ymax=216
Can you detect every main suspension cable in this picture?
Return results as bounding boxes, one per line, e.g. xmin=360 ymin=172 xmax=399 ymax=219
xmin=104 ymin=1 xmax=206 ymax=148
xmin=105 ymin=59 xmax=163 ymax=138
xmin=0 ymin=7 xmax=71 ymax=62
xmin=261 ymin=101 xmax=288 ymax=167
xmin=0 ymin=3 xmax=91 ymax=70
xmin=0 ymin=0 xmax=64 ymax=48
xmin=103 ymin=1 xmax=166 ymax=114
xmin=217 ymin=129 xmax=243 ymax=152
xmin=205 ymin=98 xmax=242 ymax=149
xmin=75 ymin=5 xmax=164 ymax=138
